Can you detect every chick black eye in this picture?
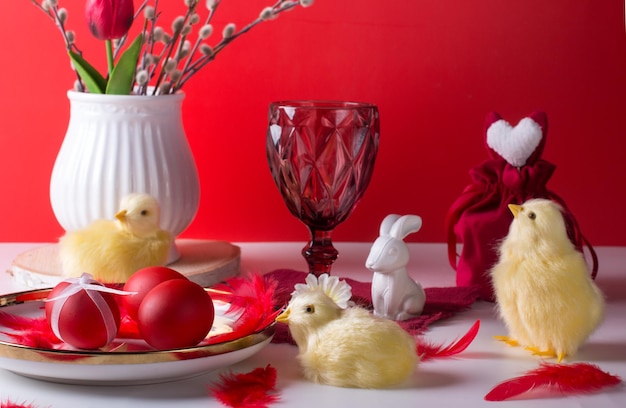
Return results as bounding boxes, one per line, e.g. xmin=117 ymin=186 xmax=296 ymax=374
xmin=528 ymin=212 xmax=536 ymax=220
xmin=141 ymin=210 xmax=148 ymax=216
xmin=305 ymin=305 xmax=315 ymax=314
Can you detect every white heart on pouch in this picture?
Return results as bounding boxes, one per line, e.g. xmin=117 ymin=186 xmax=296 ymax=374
xmin=486 ymin=117 xmax=543 ymax=167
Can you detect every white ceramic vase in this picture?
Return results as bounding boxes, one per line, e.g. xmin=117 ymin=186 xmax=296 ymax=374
xmin=49 ymin=90 xmax=200 ymax=262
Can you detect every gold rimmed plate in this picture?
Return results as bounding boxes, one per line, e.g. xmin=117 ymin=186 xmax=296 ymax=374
xmin=0 ymin=288 xmax=274 ymax=385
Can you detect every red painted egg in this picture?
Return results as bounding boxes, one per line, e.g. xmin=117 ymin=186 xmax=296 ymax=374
xmin=122 ymin=266 xmax=187 ymax=321
xmin=45 ymin=275 xmax=121 ymax=349
xmin=137 ymin=279 xmax=215 ymax=350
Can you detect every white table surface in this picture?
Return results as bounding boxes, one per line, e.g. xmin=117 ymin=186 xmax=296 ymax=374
xmin=0 ymin=242 xmax=624 ymax=407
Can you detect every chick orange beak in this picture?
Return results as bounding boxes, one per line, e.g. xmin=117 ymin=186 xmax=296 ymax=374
xmin=115 ymin=209 xmax=127 ymax=222
xmin=276 ymin=308 xmax=290 ymax=323
xmin=508 ymin=204 xmax=522 ymax=218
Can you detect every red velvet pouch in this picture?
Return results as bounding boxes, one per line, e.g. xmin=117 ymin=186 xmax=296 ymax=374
xmin=445 ymin=112 xmax=597 ymax=301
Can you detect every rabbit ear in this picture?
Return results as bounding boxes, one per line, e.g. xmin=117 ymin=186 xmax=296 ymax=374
xmin=380 ymin=214 xmax=401 ymax=236
xmin=390 ymin=215 xmax=422 ymax=240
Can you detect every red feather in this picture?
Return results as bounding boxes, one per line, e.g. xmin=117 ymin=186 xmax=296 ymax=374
xmin=485 ymin=362 xmax=622 ymax=401
xmin=208 ymin=364 xmax=280 ymax=408
xmin=1 ymin=400 xmax=38 ymax=408
xmin=416 ymin=319 xmax=480 ymax=361
xmin=207 ymin=273 xmax=280 ymax=344
xmin=211 ymin=272 xmax=279 ymax=317
xmin=0 ymin=311 xmax=62 ymax=349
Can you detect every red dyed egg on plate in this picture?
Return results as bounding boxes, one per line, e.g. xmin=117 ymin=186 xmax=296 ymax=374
xmin=137 ymin=279 xmax=215 ymax=350
xmin=45 ymin=274 xmax=121 ymax=350
xmin=122 ymin=266 xmax=187 ymax=321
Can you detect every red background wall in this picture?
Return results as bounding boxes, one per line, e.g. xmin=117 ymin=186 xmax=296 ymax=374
xmin=1 ymin=0 xmax=625 ymax=246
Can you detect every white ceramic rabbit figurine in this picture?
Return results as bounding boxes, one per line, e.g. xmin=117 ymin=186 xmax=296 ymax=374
xmin=366 ymin=214 xmax=426 ymax=321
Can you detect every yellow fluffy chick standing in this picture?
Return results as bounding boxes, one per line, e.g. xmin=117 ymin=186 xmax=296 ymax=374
xmin=276 ymin=274 xmax=417 ymax=388
xmin=60 ymin=193 xmax=172 ymax=283
xmin=491 ymin=198 xmax=604 ymax=362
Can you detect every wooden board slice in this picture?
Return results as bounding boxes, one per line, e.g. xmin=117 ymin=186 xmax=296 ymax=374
xmin=8 ymin=239 xmax=240 ymax=289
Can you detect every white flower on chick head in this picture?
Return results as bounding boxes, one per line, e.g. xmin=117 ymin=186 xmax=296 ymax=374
xmin=292 ymin=274 xmax=352 ymax=309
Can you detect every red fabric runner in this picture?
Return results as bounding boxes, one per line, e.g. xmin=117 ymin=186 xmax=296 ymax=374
xmin=267 ymin=269 xmax=482 ymax=344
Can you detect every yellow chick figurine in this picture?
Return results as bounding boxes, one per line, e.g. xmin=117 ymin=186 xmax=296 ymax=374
xmin=59 ymin=193 xmax=172 ymax=283
xmin=276 ymin=274 xmax=417 ymax=388
xmin=491 ymin=198 xmax=604 ymax=362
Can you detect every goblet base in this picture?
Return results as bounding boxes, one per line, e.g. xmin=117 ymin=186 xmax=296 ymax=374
xmin=302 ymin=229 xmax=339 ymax=276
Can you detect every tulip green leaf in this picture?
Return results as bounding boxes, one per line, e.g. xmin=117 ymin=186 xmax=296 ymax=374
xmin=68 ymin=50 xmax=107 ymax=94
xmin=106 ymin=33 xmax=143 ymax=95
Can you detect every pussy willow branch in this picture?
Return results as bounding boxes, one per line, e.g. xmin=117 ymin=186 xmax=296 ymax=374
xmin=176 ymin=1 xmax=220 ymax=89
xmin=140 ymin=4 xmax=165 ymax=95
xmin=151 ymin=2 xmax=199 ymax=94
xmin=174 ymin=0 xmax=299 ymax=92
xmin=30 ymin=0 xmax=85 ymax=91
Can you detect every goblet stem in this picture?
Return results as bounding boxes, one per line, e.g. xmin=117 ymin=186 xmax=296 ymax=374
xmin=302 ymin=227 xmax=339 ymax=276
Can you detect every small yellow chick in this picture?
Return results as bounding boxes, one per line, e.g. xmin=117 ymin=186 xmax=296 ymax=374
xmin=59 ymin=193 xmax=172 ymax=283
xmin=276 ymin=274 xmax=417 ymax=388
xmin=491 ymin=198 xmax=604 ymax=362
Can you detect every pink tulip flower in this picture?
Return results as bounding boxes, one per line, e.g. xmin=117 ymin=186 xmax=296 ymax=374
xmin=85 ymin=0 xmax=135 ymax=41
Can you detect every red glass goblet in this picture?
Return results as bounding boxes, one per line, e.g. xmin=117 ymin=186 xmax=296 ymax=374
xmin=266 ymin=101 xmax=380 ymax=276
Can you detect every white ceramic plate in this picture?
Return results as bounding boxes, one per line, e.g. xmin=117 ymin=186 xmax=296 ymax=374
xmin=0 ymin=288 xmax=274 ymax=385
